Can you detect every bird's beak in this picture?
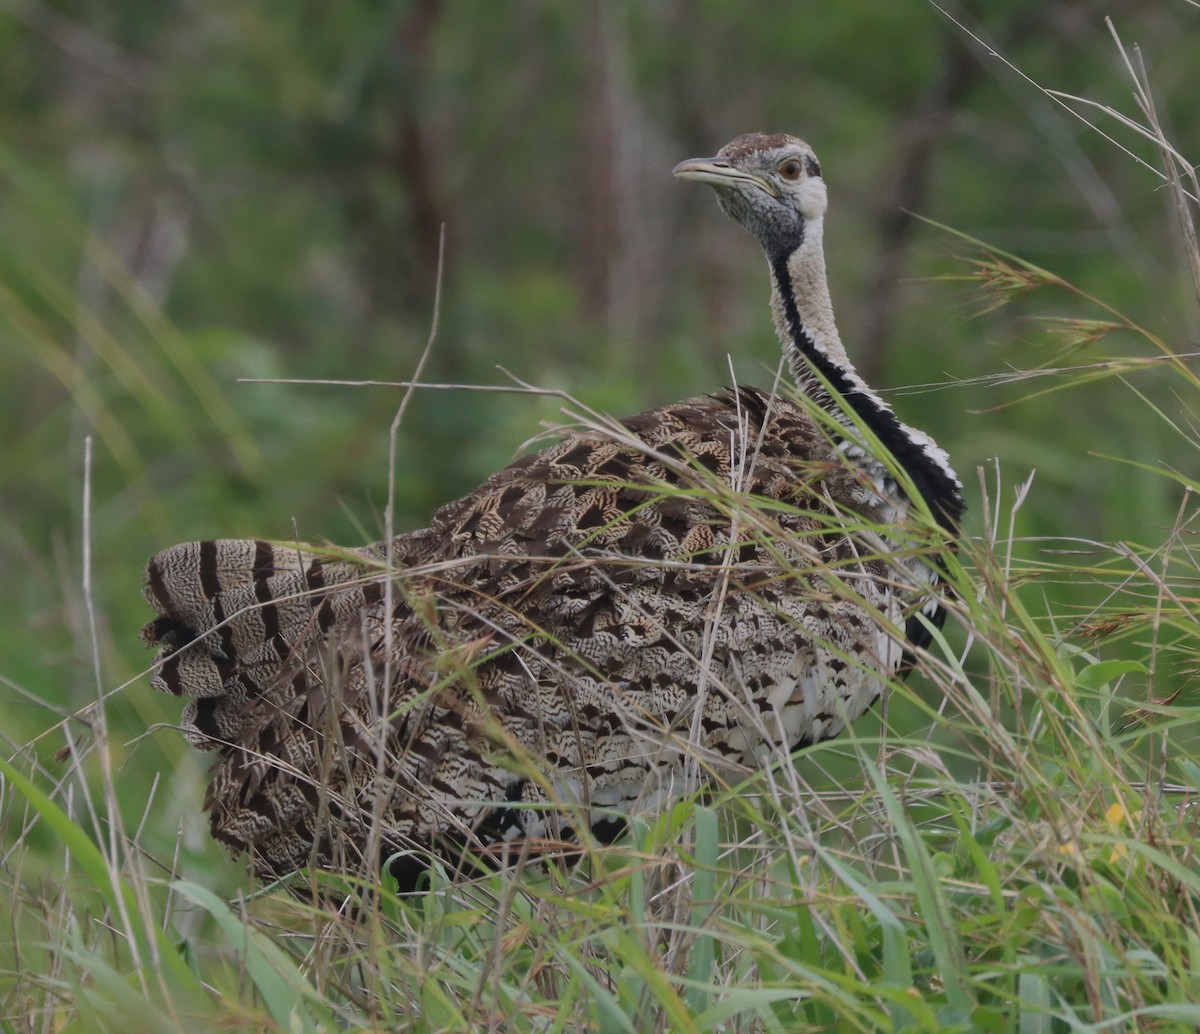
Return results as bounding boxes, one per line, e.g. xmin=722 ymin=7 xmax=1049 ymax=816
xmin=672 ymin=157 xmax=778 ymax=198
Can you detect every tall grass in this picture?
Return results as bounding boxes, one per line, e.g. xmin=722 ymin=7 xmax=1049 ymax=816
xmin=4 ymin=24 xmax=1200 ymax=1034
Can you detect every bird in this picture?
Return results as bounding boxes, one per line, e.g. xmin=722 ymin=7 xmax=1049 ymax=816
xmin=142 ymin=132 xmax=963 ymax=889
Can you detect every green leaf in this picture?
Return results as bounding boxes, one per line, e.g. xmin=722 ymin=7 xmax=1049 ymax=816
xmin=685 ymin=805 xmax=719 ymax=1015
xmin=1075 ymin=659 xmax=1147 ymax=692
xmin=171 ymin=881 xmax=336 ymax=1033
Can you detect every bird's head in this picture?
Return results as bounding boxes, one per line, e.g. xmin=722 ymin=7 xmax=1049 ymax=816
xmin=673 ymin=133 xmax=825 ymax=257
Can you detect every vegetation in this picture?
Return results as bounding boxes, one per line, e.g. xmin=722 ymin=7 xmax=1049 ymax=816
xmin=2 ymin=3 xmax=1199 ymax=1031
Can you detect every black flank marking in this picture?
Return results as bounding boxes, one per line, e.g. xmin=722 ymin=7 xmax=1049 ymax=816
xmin=198 ymin=541 xmax=222 ymax=600
xmin=474 ymin=778 xmax=530 ymax=843
xmin=252 ymin=540 xmax=275 ymax=579
xmin=314 ymin=596 xmax=336 ymax=634
xmin=303 ymin=560 xmax=336 ymax=633
xmin=431 ymin=777 xmax=461 ymax=797
xmin=157 ymin=656 xmax=187 ymax=696
xmin=254 ymin=573 xmax=282 ymax=651
xmin=596 ymin=456 xmax=629 ymax=479
xmin=208 ymin=583 xmax=239 ymax=667
xmin=388 ymin=850 xmax=433 ymax=893
xmin=901 ymin=614 xmax=935 ymax=674
xmin=409 ymin=736 xmax=442 ymax=764
xmin=148 ymin=615 xmax=188 ymax=646
xmin=496 ymin=485 xmax=524 ymax=517
xmin=558 ymin=444 xmax=592 ymax=470
xmin=660 ymin=513 xmax=689 ymax=540
xmin=791 ymin=731 xmax=816 ymax=752
xmin=578 ymin=505 xmax=605 ymax=530
xmin=230 ymin=661 xmax=257 ymax=701
xmin=146 ymin=556 xmax=175 ymax=617
xmin=735 ymin=384 xmax=771 ymax=422
xmin=190 ymin=697 xmax=223 ymax=739
xmin=590 ymin=816 xmax=626 ymax=845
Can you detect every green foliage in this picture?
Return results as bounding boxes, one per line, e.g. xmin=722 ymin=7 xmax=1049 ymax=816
xmin=3 ymin=2 xmax=1200 ymax=1031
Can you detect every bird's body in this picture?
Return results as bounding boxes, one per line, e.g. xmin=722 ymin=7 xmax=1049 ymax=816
xmin=143 ymin=134 xmax=962 ymax=886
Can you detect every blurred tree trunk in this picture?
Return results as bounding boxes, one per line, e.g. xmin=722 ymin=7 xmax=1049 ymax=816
xmin=391 ymin=0 xmax=450 ymax=310
xmin=336 ymin=0 xmax=451 ymax=347
xmin=577 ymin=0 xmax=619 ymax=325
xmin=857 ymin=31 xmax=976 ymax=385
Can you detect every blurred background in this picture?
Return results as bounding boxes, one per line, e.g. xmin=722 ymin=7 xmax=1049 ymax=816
xmin=2 ymin=2 xmax=1197 ymax=874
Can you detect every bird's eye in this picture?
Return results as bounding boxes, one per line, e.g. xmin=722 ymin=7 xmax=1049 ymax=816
xmin=778 ymin=159 xmax=803 ymax=181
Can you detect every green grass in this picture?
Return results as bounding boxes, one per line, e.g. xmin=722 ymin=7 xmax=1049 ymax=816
xmin=4 ymin=20 xmax=1200 ymax=1034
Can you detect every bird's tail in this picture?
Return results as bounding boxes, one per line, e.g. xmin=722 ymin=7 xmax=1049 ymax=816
xmin=141 ymin=539 xmax=384 ymax=748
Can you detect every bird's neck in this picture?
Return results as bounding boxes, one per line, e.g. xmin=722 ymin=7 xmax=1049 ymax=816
xmin=765 ymin=218 xmax=963 ymax=532
xmin=767 ymin=218 xmax=872 ymax=419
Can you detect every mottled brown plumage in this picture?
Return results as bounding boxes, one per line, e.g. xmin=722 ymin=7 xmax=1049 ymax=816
xmin=143 ymin=134 xmax=962 ymax=886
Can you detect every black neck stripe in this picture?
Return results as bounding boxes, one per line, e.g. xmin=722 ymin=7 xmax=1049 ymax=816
xmin=769 ymin=252 xmax=963 ymax=532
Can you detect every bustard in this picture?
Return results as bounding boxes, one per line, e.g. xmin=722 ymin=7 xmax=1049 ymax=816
xmin=143 ymin=133 xmax=963 ymax=888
